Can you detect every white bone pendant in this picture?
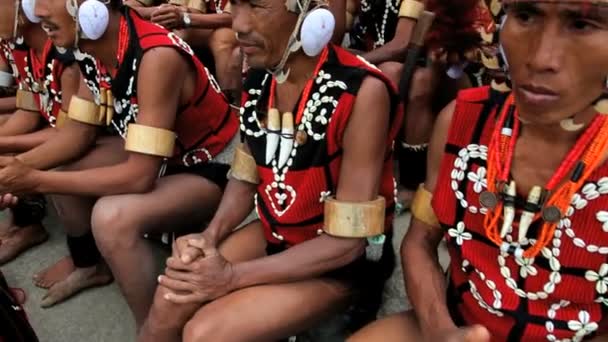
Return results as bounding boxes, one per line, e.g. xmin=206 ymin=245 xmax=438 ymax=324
xmin=518 ymin=186 xmax=541 ymax=244
xmin=500 ymin=181 xmax=516 ymax=238
xmin=301 ymin=8 xmax=335 ymax=57
xmin=278 ymin=112 xmax=294 ymax=168
xmin=265 ymin=108 xmax=281 ymax=164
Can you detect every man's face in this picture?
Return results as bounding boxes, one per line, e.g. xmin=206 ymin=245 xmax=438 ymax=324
xmin=0 ymin=1 xmax=18 ymax=40
xmin=230 ymin=0 xmax=299 ymax=69
xmin=501 ymin=1 xmax=608 ymax=121
xmin=35 ymin=0 xmax=77 ymax=48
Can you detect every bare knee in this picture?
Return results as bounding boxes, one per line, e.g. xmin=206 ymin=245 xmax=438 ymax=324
xmin=378 ymin=61 xmax=403 ymax=85
xmin=183 ymin=310 xmax=233 ymax=342
xmin=91 ymin=197 xmax=138 ymax=253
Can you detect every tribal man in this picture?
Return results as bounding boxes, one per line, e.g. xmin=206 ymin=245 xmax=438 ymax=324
xmin=0 ymin=0 xmax=81 ymax=268
xmin=0 ymin=0 xmax=238 ymax=317
xmin=138 ymin=0 xmax=402 ymax=340
xmin=349 ymin=0 xmax=608 ymax=340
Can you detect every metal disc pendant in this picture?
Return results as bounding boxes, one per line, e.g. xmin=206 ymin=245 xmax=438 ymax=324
xmin=31 ymin=82 xmax=40 ymax=93
xmin=542 ymin=206 xmax=562 ymax=223
xmin=295 ymin=130 xmax=307 ymax=145
xmin=480 ymin=191 xmax=498 ymax=209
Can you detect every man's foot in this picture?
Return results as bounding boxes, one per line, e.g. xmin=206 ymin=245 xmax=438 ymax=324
xmin=10 ymin=288 xmax=26 ymax=305
xmin=0 ymin=224 xmax=48 ymax=265
xmin=0 ymin=212 xmax=17 ymax=238
xmin=40 ymin=263 xmax=113 ymax=308
xmin=33 ymin=256 xmax=75 ymax=289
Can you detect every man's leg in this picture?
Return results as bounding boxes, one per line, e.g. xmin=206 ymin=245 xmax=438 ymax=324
xmin=139 ymin=221 xmax=270 ymax=341
xmin=139 ymin=221 xmax=355 ymax=342
xmin=347 ymin=311 xmax=422 ymax=342
xmin=91 ymin=173 xmax=224 ymax=327
xmin=34 ymin=137 xmax=126 ymax=301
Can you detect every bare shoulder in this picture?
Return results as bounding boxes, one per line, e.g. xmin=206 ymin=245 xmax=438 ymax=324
xmin=140 ymin=46 xmax=190 ymax=76
xmin=60 ymin=63 xmax=81 ymax=81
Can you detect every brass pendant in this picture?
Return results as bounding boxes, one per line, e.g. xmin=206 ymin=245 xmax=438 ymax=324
xmin=295 ymin=130 xmax=307 ymax=145
xmin=542 ymin=206 xmax=562 ymax=223
xmin=479 ymin=191 xmax=498 ymax=209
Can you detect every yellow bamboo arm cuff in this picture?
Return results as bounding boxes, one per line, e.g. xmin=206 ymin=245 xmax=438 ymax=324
xmin=398 ymin=0 xmax=424 ymax=20
xmin=125 ymin=124 xmax=176 ymax=158
xmin=16 ymin=89 xmax=38 ymax=112
xmin=411 ymin=184 xmax=439 ymax=227
xmin=323 ymin=196 xmax=385 ymax=238
xmin=55 ymin=109 xmax=68 ymax=128
xmin=228 ymin=143 xmax=260 ymax=184
xmin=67 ymin=96 xmax=104 ymax=126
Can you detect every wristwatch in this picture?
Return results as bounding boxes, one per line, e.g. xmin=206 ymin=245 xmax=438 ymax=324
xmin=182 ymin=11 xmax=192 ymax=28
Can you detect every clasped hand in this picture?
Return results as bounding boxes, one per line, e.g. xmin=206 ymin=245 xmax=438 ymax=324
xmin=158 ymin=233 xmax=236 ymax=305
xmin=0 ymin=156 xmax=40 ymax=209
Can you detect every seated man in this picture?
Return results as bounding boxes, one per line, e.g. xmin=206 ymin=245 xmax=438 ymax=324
xmin=127 ymin=0 xmax=241 ymax=102
xmin=0 ymin=0 xmax=80 ymax=267
xmin=138 ymin=0 xmax=402 ymax=340
xmin=0 ymin=0 xmax=239 ymax=317
xmin=349 ymin=0 xmax=608 ymax=340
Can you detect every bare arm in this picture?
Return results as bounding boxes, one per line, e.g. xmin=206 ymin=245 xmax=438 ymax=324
xmin=401 ymin=100 xmax=456 ymax=338
xmin=0 ymin=109 xmax=42 ymax=137
xmin=362 ymin=17 xmax=416 ymax=64
xmin=16 ymin=64 xmax=95 ymax=170
xmin=188 ymin=12 xmax=232 ymax=29
xmin=32 ymin=47 xmax=187 ymax=195
xmin=124 ymin=0 xmax=161 ymax=19
xmin=0 ymin=127 xmax=57 ymax=154
xmin=0 ymin=97 xmax=16 ymax=114
xmin=231 ymin=76 xmax=390 ymax=288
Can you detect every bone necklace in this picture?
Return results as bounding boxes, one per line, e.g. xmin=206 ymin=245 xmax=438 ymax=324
xmin=265 ymin=47 xmax=328 ymax=166
xmin=481 ymin=93 xmax=608 ymax=258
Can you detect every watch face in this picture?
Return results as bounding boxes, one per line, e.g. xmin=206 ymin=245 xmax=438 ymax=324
xmin=183 ymin=13 xmax=191 ymax=26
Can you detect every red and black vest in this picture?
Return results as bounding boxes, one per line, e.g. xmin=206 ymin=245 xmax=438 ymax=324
xmin=77 ymin=7 xmax=238 ymax=167
xmin=432 ymin=86 xmax=608 ymax=341
xmin=1 ymin=38 xmax=72 ymax=126
xmin=240 ymin=45 xmax=403 ymax=246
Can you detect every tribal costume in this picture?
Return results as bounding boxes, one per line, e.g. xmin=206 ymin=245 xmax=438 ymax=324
xmin=76 ymin=6 xmax=238 ymax=183
xmin=431 ymin=84 xmax=608 ymax=340
xmin=240 ymin=44 xmax=403 ymax=324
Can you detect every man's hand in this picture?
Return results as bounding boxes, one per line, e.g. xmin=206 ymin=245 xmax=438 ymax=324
xmin=151 ymin=4 xmax=186 ymax=30
xmin=171 ymin=230 xmax=220 ymax=264
xmin=0 ymin=156 xmax=41 ymax=195
xmin=159 ymin=239 xmax=236 ymax=304
xmin=428 ymin=325 xmax=491 ymax=342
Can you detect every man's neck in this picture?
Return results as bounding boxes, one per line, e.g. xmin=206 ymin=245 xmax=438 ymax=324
xmin=281 ymin=51 xmax=322 ymax=87
xmin=22 ymin=24 xmax=47 ymax=57
xmin=79 ymin=9 xmax=122 ymax=74
xmin=519 ymin=105 xmax=598 ymax=145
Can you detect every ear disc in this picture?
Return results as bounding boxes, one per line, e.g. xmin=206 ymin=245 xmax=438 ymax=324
xmin=78 ymin=0 xmax=109 ymax=40
xmin=300 ymin=8 xmax=335 ymax=57
xmin=21 ymin=0 xmax=41 ymax=23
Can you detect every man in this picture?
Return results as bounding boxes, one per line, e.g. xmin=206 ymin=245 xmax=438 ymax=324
xmin=0 ymin=0 xmax=239 ymax=317
xmin=348 ymin=0 xmax=608 ymax=340
xmin=138 ymin=0 xmax=402 ymax=340
xmin=0 ymin=0 xmax=81 ymax=268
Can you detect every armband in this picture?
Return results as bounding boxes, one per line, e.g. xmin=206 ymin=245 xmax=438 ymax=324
xmin=323 ymin=196 xmax=385 ymax=238
xmin=124 ymin=123 xmax=176 ymax=158
xmin=228 ymin=143 xmax=260 ymax=184
xmin=67 ymin=96 xmax=103 ymax=125
xmin=398 ymin=0 xmax=424 ymax=20
xmin=55 ymin=109 xmax=68 ymax=128
xmin=411 ymin=184 xmax=440 ymax=227
xmin=0 ymin=70 xmax=14 ymax=87
xmin=16 ymin=89 xmax=39 ymax=112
